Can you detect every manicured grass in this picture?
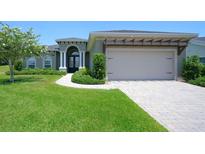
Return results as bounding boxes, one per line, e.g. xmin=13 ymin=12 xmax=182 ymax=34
xmin=0 ymin=66 xmax=167 ymax=132
xmin=0 ymin=65 xmax=9 ymax=74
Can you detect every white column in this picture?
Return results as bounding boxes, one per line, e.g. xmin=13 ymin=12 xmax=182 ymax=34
xmin=60 ymin=51 xmax=63 ymax=68
xmin=79 ymin=51 xmax=82 ymax=69
xmin=64 ymin=51 xmax=66 ymax=68
xmin=82 ymin=51 xmax=85 ymax=68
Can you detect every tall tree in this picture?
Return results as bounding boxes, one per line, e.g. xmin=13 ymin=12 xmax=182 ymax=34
xmin=0 ymin=23 xmax=46 ymax=82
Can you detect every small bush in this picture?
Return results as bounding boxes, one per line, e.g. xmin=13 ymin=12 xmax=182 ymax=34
xmin=201 ymin=64 xmax=205 ymax=76
xmin=14 ymin=61 xmax=23 ymax=71
xmin=92 ymin=53 xmax=105 ymax=80
xmin=6 ymin=68 xmax=66 ymax=75
xmin=72 ymin=68 xmax=105 ymax=85
xmin=189 ymin=77 xmax=205 ymax=87
xmin=182 ymin=55 xmax=203 ymax=81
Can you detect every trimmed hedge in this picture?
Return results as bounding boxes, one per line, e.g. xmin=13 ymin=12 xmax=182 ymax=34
xmin=72 ymin=69 xmax=105 ymax=85
xmin=6 ymin=68 xmax=66 ymax=75
xmin=189 ymin=77 xmax=205 ymax=87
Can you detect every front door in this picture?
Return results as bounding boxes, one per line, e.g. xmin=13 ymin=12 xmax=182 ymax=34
xmin=68 ymin=55 xmax=79 ymax=73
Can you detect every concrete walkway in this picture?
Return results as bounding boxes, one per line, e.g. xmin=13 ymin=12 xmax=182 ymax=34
xmin=56 ymin=74 xmax=205 ymax=132
xmin=55 ymin=74 xmax=115 ymax=89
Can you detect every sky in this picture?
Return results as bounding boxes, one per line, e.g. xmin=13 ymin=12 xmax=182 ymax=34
xmin=3 ymin=21 xmax=205 ymax=45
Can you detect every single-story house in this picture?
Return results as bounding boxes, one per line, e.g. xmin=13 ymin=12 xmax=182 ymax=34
xmin=186 ymin=37 xmax=205 ymax=63
xmin=23 ymin=30 xmax=198 ymax=80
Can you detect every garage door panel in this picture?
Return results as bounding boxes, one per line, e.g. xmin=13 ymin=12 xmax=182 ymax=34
xmin=107 ymin=47 xmax=175 ymax=80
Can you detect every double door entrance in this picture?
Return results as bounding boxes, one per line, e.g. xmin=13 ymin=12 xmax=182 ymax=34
xmin=67 ymin=52 xmax=79 ymax=73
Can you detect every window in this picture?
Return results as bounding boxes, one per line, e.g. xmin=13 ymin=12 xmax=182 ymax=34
xmin=200 ymin=57 xmax=205 ymax=64
xmin=44 ymin=55 xmax=52 ymax=68
xmin=72 ymin=52 xmax=79 ymax=67
xmin=75 ymin=57 xmax=79 ymax=67
xmin=27 ymin=57 xmax=36 ymax=69
xmin=69 ymin=57 xmax=74 ymax=67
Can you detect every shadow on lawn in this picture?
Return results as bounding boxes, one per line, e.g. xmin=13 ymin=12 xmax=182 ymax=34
xmin=0 ymin=76 xmax=43 ymax=85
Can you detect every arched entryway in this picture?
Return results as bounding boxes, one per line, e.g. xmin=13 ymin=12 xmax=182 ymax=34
xmin=67 ymin=46 xmax=79 ymax=73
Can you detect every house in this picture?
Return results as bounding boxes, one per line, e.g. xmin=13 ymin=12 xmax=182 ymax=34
xmin=186 ymin=37 xmax=205 ymax=63
xmin=24 ymin=30 xmax=198 ymax=80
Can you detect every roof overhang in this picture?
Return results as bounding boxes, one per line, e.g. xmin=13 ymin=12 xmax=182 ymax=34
xmin=87 ymin=32 xmax=198 ymax=51
xmin=55 ymin=38 xmax=87 ymax=44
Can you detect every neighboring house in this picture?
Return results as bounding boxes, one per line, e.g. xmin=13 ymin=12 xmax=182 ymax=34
xmin=24 ymin=30 xmax=198 ymax=80
xmin=186 ymin=37 xmax=205 ymax=64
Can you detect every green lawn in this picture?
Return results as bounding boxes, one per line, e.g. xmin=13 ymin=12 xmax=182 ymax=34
xmin=0 ymin=65 xmax=9 ymax=74
xmin=0 ymin=65 xmax=167 ymax=132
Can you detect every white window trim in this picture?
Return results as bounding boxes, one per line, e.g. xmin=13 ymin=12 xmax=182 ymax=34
xmin=27 ymin=57 xmax=36 ymax=68
xmin=43 ymin=55 xmax=53 ymax=68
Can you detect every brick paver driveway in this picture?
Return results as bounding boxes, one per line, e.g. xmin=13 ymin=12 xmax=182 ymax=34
xmin=109 ymin=81 xmax=205 ymax=132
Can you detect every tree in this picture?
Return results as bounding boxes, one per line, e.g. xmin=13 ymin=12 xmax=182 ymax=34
xmin=0 ymin=23 xmax=46 ymax=82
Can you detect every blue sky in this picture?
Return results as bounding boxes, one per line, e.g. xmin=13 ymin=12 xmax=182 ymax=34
xmin=4 ymin=21 xmax=205 ymax=45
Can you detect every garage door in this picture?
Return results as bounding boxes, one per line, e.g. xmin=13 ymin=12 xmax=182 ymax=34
xmin=106 ymin=47 xmax=176 ymax=80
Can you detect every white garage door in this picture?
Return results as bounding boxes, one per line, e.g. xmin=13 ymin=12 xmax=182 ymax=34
xmin=106 ymin=47 xmax=176 ymax=80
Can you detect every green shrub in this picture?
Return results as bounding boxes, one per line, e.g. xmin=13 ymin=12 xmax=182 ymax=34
xmin=14 ymin=61 xmax=23 ymax=71
xmin=182 ymin=55 xmax=203 ymax=81
xmin=201 ymin=64 xmax=205 ymax=76
xmin=72 ymin=68 xmax=105 ymax=84
xmin=6 ymin=68 xmax=66 ymax=75
xmin=189 ymin=77 xmax=205 ymax=87
xmin=92 ymin=53 xmax=105 ymax=80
